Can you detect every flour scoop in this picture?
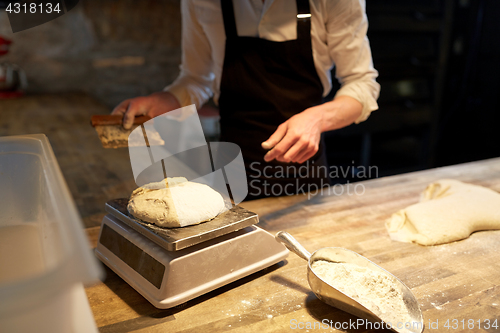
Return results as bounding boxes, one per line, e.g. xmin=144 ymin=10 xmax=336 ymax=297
xmin=275 ymin=232 xmax=424 ymax=333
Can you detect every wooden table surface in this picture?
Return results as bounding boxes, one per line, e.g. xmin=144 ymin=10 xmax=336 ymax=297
xmin=85 ymin=158 xmax=500 ymax=333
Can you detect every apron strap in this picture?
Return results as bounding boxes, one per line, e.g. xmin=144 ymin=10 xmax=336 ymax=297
xmin=296 ymin=0 xmax=312 ymax=41
xmin=220 ymin=0 xmax=313 ymax=41
xmin=221 ymin=0 xmax=238 ymax=39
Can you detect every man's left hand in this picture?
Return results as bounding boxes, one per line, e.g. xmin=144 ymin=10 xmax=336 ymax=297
xmin=261 ymin=96 xmax=363 ymax=164
xmin=262 ymin=106 xmax=323 ymax=164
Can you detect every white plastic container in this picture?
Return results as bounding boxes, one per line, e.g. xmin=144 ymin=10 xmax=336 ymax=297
xmin=0 ymin=134 xmax=103 ymax=333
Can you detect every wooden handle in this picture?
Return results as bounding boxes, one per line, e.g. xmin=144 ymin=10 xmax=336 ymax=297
xmin=90 ymin=115 xmax=151 ymax=127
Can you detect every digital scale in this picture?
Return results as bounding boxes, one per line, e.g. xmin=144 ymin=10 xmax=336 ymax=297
xmin=95 ymin=199 xmax=288 ymax=309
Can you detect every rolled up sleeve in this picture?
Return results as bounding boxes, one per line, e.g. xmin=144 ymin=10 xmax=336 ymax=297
xmin=325 ymin=0 xmax=380 ymax=123
xmin=164 ymin=0 xmax=215 ymax=110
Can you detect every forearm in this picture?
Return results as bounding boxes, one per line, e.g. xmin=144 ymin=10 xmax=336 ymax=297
xmin=334 ymin=77 xmax=380 ymax=124
xmin=317 ymin=95 xmax=363 ymax=133
xmin=148 ymin=91 xmax=181 ymax=117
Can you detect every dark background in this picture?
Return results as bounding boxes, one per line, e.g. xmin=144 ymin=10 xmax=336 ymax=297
xmin=0 ymin=0 xmax=499 ymax=180
xmin=326 ymin=0 xmax=500 ymax=181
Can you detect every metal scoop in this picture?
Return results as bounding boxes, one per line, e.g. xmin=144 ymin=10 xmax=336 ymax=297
xmin=275 ymin=231 xmax=424 ymax=333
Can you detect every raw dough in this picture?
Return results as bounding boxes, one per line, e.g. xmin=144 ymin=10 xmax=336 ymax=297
xmin=386 ymin=179 xmax=500 ymax=245
xmin=128 ymin=177 xmax=226 ymax=228
xmin=95 ymin=125 xmax=164 ymax=149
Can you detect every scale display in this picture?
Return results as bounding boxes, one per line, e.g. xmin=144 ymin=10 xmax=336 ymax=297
xmin=100 ymin=224 xmax=164 ymax=289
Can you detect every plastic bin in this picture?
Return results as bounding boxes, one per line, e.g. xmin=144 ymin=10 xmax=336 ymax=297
xmin=0 ymin=134 xmax=103 ymax=333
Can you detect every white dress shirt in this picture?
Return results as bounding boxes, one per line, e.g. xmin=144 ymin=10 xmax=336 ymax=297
xmin=165 ymin=0 xmax=380 ymax=123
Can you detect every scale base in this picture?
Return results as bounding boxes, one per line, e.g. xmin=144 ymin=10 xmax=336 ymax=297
xmin=95 ymin=214 xmax=288 ymax=309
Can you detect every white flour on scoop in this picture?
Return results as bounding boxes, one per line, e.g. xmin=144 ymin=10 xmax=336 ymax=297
xmin=311 ymin=260 xmax=413 ymax=326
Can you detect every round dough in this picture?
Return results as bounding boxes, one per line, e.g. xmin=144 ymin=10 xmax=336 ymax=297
xmin=128 ymin=178 xmax=226 ymax=228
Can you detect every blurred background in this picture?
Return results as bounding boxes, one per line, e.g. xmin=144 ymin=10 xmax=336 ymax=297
xmin=0 ymin=0 xmax=499 ymax=225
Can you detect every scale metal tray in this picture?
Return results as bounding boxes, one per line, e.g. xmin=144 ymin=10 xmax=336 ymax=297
xmin=105 ymin=199 xmax=259 ymax=251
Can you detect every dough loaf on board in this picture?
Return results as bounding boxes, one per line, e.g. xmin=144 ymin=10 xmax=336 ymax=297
xmin=128 ymin=177 xmax=226 ymax=228
xmin=386 ymin=179 xmax=500 ymax=245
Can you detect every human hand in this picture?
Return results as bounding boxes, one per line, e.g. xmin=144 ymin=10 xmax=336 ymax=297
xmin=261 ymin=96 xmax=363 ymax=164
xmin=262 ymin=106 xmax=324 ymax=164
xmin=111 ymin=91 xmax=181 ymax=129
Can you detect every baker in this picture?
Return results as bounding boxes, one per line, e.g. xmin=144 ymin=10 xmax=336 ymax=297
xmin=112 ymin=0 xmax=380 ymax=200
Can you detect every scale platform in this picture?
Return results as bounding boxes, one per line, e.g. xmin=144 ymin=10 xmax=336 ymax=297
xmin=95 ymin=199 xmax=289 ymax=309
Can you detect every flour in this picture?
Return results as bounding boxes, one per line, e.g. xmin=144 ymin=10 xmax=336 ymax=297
xmin=311 ymin=260 xmax=413 ymax=326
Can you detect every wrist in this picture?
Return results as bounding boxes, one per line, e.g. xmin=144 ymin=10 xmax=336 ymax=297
xmin=149 ymin=91 xmax=181 ymax=117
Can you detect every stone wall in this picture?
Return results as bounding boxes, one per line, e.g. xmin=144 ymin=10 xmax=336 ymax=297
xmin=0 ymin=0 xmax=181 ymax=108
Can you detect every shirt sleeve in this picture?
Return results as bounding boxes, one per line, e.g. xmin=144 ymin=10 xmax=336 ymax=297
xmin=164 ymin=0 xmax=215 ymax=109
xmin=325 ymin=0 xmax=380 ymax=123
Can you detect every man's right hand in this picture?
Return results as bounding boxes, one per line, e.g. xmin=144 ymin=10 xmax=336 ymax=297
xmin=111 ymin=91 xmax=181 ymax=129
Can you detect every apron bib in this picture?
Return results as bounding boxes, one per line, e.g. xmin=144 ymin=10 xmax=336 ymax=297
xmin=218 ymin=0 xmax=330 ymax=199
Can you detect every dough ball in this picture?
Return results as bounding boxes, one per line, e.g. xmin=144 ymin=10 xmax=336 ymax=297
xmin=128 ymin=178 xmax=226 ymax=228
xmin=386 ymin=179 xmax=500 ymax=245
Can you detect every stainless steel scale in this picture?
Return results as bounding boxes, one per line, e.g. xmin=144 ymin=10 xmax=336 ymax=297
xmin=95 ymin=199 xmax=288 ymax=309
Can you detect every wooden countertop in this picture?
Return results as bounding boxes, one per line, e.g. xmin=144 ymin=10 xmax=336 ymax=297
xmin=85 ymin=158 xmax=500 ymax=333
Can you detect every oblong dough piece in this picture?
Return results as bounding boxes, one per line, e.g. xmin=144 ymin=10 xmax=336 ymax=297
xmin=386 ymin=179 xmax=500 ymax=245
xmin=128 ymin=178 xmax=226 ymax=228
